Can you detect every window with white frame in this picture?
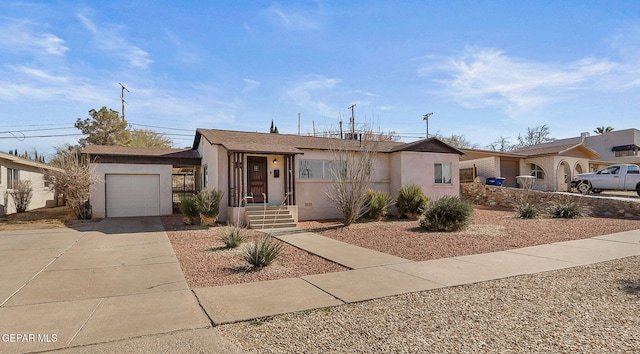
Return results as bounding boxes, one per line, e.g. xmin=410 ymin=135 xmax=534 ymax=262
xmin=530 ymin=163 xmax=545 ymax=179
xmin=202 ymin=165 xmax=208 ymax=188
xmin=7 ymin=168 xmax=19 ymax=189
xmin=299 ymin=159 xmax=346 ymax=180
xmin=434 ymin=162 xmax=452 ymax=184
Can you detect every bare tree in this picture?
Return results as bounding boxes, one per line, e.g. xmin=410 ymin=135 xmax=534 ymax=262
xmin=325 ymin=129 xmax=379 ymax=226
xmin=487 ymin=136 xmax=513 ymax=151
xmin=514 ymin=124 xmax=554 ymax=149
xmin=433 ymin=133 xmax=478 ymax=148
xmin=46 ymin=144 xmax=101 ymax=219
xmin=8 ymin=180 xmax=33 ymax=213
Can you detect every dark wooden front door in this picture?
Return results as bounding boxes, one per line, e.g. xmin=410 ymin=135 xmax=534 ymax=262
xmin=247 ymin=156 xmax=267 ymax=203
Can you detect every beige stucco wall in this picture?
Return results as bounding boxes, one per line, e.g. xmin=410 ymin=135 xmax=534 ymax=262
xmin=520 ymin=156 xmax=590 ymax=192
xmin=295 ymin=150 xmax=392 ymax=221
xmin=1 ymin=163 xmax=57 ymax=215
xmin=389 ymin=151 xmax=460 ymax=201
xmin=89 ymin=163 xmax=173 ymax=218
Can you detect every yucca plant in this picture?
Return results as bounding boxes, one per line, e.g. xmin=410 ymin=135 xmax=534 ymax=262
xmin=395 ymin=184 xmax=428 ymax=219
xmin=514 ymin=200 xmax=540 ymax=219
xmin=243 ymin=235 xmax=284 ymax=269
xmin=364 ymin=190 xmax=393 ymax=221
xmin=195 ymin=189 xmax=224 ymax=225
xmin=549 ymin=198 xmax=591 ymax=219
xmin=178 ymin=194 xmax=199 ymax=225
xmin=219 ymin=225 xmax=247 ymax=248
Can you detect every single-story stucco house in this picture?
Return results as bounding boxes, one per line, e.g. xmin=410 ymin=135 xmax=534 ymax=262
xmin=0 ymin=152 xmax=61 ymax=216
xmin=460 ymin=143 xmax=600 ymax=192
xmin=84 ymin=128 xmax=465 ymax=226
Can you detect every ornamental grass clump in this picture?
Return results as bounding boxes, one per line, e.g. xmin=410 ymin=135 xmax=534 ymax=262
xmin=420 ymin=196 xmax=474 ymax=232
xmin=364 ymin=190 xmax=393 ymax=221
xmin=178 ymin=194 xmax=199 ymax=225
xmin=514 ymin=200 xmax=541 ymax=219
xmin=219 ymin=225 xmax=247 ymax=248
xmin=243 ymin=235 xmax=284 ymax=269
xmin=395 ymin=184 xmax=428 ymax=219
xmin=549 ymin=198 xmax=591 ymax=219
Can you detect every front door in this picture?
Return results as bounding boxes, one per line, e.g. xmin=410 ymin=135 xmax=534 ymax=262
xmin=247 ymin=156 xmax=268 ymax=203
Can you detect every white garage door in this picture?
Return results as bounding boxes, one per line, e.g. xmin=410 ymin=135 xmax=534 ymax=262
xmin=106 ymin=174 xmax=160 ymax=217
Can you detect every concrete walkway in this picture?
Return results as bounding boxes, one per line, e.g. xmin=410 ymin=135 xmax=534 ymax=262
xmin=194 ymin=227 xmax=640 ymax=325
xmin=0 ymin=217 xmax=241 ymax=354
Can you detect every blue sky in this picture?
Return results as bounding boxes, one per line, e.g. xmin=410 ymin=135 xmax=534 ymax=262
xmin=2 ymin=1 xmax=640 ymax=157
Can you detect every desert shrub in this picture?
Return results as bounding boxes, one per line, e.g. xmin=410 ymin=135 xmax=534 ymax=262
xmin=364 ymin=190 xmax=392 ymax=221
xmin=178 ymin=194 xmax=199 ymax=225
xmin=9 ymin=180 xmax=33 ymax=213
xmin=420 ymin=196 xmax=474 ymax=232
xmin=195 ymin=189 xmax=224 ymax=225
xmin=395 ymin=184 xmax=428 ymax=218
xmin=514 ymin=200 xmax=540 ymax=219
xmin=549 ymin=198 xmax=591 ymax=219
xmin=243 ymin=235 xmax=284 ymax=269
xmin=220 ymin=226 xmax=247 ymax=248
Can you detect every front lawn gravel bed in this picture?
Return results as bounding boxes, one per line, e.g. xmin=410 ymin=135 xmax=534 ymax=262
xmin=299 ymin=205 xmax=640 ymax=261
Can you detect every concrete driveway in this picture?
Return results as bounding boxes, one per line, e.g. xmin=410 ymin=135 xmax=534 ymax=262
xmin=0 ymin=217 xmax=241 ymax=353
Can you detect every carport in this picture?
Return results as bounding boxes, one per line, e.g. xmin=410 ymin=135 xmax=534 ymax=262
xmin=83 ymin=146 xmax=201 ymax=218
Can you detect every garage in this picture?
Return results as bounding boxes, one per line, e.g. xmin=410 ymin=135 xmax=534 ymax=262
xmin=105 ymin=174 xmax=160 ymax=217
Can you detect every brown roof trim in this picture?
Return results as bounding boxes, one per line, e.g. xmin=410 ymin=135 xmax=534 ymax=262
xmin=0 ymin=152 xmax=64 ymax=172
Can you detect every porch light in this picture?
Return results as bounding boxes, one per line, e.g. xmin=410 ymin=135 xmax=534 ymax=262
xmin=273 ymin=158 xmax=278 ymax=165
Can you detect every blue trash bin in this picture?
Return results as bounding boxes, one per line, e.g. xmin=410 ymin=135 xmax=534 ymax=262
xmin=486 ymin=177 xmax=505 ymax=186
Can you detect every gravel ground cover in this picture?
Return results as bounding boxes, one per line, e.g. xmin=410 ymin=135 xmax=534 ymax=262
xmin=300 ymin=205 xmax=640 ymax=261
xmin=162 ymin=215 xmax=347 ymax=287
xmin=218 ymin=255 xmax=640 ymax=353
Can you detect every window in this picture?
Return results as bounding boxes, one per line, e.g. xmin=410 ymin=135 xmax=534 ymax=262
xmin=627 ymin=165 xmax=640 ymax=174
xmin=597 ymin=165 xmax=620 ymax=175
xmin=202 ymin=165 xmax=208 ymax=188
xmin=299 ymin=159 xmax=346 ymax=180
xmin=530 ymin=164 xmax=545 ymax=179
xmin=7 ymin=168 xmax=19 ymax=189
xmin=434 ymin=163 xmax=452 ymax=184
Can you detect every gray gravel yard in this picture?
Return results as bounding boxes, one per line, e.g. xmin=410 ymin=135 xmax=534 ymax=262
xmin=218 ymin=256 xmax=640 ymax=353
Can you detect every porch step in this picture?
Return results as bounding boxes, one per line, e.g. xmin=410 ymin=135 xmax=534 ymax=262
xmin=245 ymin=206 xmax=296 ymax=230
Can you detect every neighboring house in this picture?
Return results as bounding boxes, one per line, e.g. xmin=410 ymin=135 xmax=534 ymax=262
xmin=460 ymin=143 xmax=599 ymax=192
xmin=85 ymin=128 xmax=465 ymax=224
xmin=512 ymin=128 xmax=640 ymax=170
xmin=0 ymin=152 xmax=61 ymax=216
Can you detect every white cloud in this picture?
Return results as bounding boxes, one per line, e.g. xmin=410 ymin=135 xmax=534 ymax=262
xmin=0 ymin=19 xmax=69 ymax=56
xmin=76 ymin=13 xmax=153 ymax=69
xmin=11 ymin=65 xmax=69 ymax=83
xmin=421 ymin=47 xmax=618 ymax=116
xmin=264 ymin=3 xmax=323 ymax=32
xmin=283 ymin=75 xmax=341 ymax=118
xmin=242 ymin=78 xmax=261 ymax=93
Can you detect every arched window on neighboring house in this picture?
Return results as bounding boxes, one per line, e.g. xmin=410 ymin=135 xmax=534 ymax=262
xmin=530 ymin=163 xmax=545 ymax=179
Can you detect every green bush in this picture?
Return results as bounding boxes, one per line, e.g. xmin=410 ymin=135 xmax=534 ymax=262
xmin=364 ymin=190 xmax=392 ymax=221
xmin=549 ymin=198 xmax=591 ymax=219
xmin=219 ymin=226 xmax=247 ymax=248
xmin=178 ymin=194 xmax=199 ymax=225
xmin=420 ymin=196 xmax=474 ymax=232
xmin=395 ymin=184 xmax=428 ymax=218
xmin=195 ymin=189 xmax=224 ymax=225
xmin=514 ymin=201 xmax=540 ymax=219
xmin=243 ymin=235 xmax=284 ymax=269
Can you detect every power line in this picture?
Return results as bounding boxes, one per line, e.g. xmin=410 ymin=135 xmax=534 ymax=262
xmin=0 ymin=133 xmax=83 ymax=139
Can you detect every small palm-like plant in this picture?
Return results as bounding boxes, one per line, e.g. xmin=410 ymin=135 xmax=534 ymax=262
xmin=178 ymin=194 xmax=199 ymax=225
xmin=195 ymin=189 xmax=224 ymax=225
xmin=395 ymin=184 xmax=428 ymax=218
xmin=364 ymin=190 xmax=393 ymax=221
xmin=243 ymin=235 xmax=284 ymax=269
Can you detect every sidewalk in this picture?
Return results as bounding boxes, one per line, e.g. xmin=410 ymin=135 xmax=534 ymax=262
xmin=194 ymin=228 xmax=640 ymax=324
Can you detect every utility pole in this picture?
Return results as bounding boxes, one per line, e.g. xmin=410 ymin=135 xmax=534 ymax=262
xmin=423 ymin=112 xmax=433 ymax=138
xmin=119 ymin=83 xmax=129 ymax=121
xmin=298 ymin=112 xmax=301 ymax=136
xmin=348 ymin=104 xmax=356 ymax=136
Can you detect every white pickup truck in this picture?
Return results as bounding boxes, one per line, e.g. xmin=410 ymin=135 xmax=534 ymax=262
xmin=571 ymin=164 xmax=640 ymax=196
